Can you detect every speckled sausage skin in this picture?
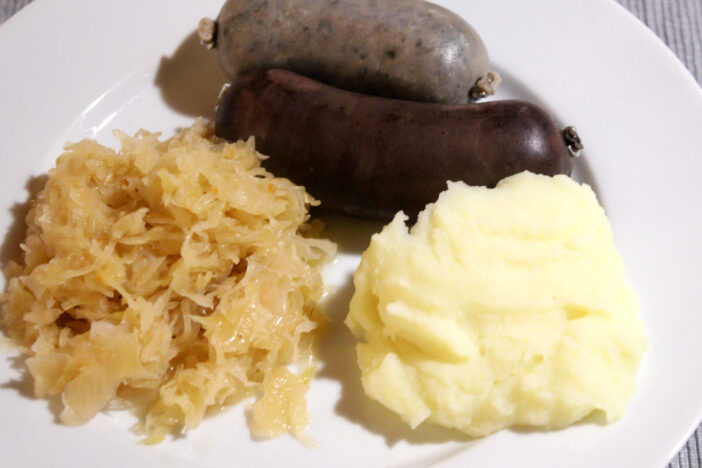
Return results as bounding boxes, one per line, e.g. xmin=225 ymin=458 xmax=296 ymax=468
xmin=215 ymin=70 xmax=574 ymax=220
xmin=215 ymin=0 xmax=491 ymax=104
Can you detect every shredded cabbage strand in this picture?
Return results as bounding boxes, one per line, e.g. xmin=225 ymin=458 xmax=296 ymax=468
xmin=1 ymin=119 xmax=336 ymax=442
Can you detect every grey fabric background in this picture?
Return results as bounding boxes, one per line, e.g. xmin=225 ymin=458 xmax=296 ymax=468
xmin=0 ymin=0 xmax=700 ymax=466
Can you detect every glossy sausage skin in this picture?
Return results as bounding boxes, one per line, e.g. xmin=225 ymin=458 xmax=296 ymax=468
xmin=214 ymin=0 xmax=492 ymax=104
xmin=215 ymin=69 xmax=574 ymax=220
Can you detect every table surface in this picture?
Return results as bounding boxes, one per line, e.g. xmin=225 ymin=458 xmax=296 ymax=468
xmin=1 ymin=0 xmax=701 ymax=467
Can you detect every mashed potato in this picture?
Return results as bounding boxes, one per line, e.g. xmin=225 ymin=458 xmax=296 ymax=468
xmin=1 ymin=120 xmax=336 ymax=442
xmin=345 ymin=172 xmax=647 ymax=436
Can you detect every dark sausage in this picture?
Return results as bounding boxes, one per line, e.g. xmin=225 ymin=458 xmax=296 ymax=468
xmin=203 ymin=0 xmax=499 ymax=104
xmin=215 ymin=69 xmax=575 ymax=220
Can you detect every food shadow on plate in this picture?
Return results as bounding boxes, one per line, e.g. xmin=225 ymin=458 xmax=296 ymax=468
xmin=315 ymin=215 xmax=478 ymax=447
xmin=571 ymin=156 xmax=605 ymax=209
xmin=0 ymin=175 xmax=47 ymax=267
xmin=314 ymin=211 xmax=385 ymax=255
xmin=1 ymin=353 xmax=63 ymax=424
xmin=509 ymin=409 xmax=608 ymax=437
xmin=0 ymin=175 xmax=64 ymax=421
xmin=154 ymin=31 xmax=227 ymax=120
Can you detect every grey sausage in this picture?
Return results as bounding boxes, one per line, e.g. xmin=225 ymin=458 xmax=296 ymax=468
xmin=206 ymin=0 xmax=499 ymax=104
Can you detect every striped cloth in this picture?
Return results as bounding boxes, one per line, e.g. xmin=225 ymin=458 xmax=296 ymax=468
xmin=616 ymin=4 xmax=701 ymax=468
xmin=0 ymin=0 xmax=701 ymax=466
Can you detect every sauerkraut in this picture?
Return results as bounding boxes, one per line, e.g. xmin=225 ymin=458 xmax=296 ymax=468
xmin=1 ymin=119 xmax=336 ymax=442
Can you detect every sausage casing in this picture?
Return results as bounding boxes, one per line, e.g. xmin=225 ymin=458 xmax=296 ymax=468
xmin=215 ymin=69 xmax=574 ymax=220
xmin=213 ymin=0 xmax=493 ymax=104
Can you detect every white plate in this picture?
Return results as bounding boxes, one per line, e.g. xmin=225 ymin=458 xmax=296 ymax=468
xmin=1 ymin=0 xmax=701 ymax=466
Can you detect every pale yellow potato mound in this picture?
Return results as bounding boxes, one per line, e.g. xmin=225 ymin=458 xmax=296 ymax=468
xmin=345 ymin=172 xmax=647 ymax=437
